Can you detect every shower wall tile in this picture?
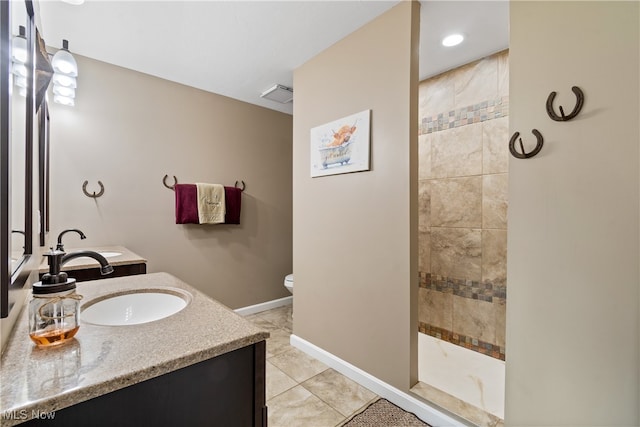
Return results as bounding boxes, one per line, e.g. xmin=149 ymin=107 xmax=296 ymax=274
xmin=431 ymin=177 xmax=482 ymax=228
xmin=419 ymin=72 xmax=455 ymax=119
xmin=418 ymin=134 xmax=432 ymax=180
xmin=431 ymin=123 xmax=483 ymax=178
xmin=453 ymin=296 xmax=496 ymax=345
xmin=431 ymin=227 xmax=482 ymax=281
xmin=482 ymin=230 xmax=507 ymax=287
xmin=418 ymin=229 xmax=431 ymax=273
xmin=482 ymin=174 xmax=508 ymax=229
xmin=482 ymin=117 xmax=509 ymax=174
xmin=497 ymin=50 xmax=509 ymax=98
xmin=454 ymin=57 xmax=498 ymax=109
xmin=419 ymin=288 xmax=453 ymax=331
xmin=418 ymin=50 xmax=509 ymax=361
xmin=495 ymin=298 xmax=506 ymax=349
xmin=418 ymin=180 xmax=431 ymax=232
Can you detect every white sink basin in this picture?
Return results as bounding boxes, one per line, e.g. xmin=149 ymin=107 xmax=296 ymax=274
xmin=98 ymin=251 xmax=122 ymax=258
xmin=81 ymin=288 xmax=191 ymax=326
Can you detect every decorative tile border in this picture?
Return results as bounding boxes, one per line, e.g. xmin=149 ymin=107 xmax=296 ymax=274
xmin=419 ymin=272 xmax=506 ymax=303
xmin=420 ymin=96 xmax=509 ymax=135
xmin=419 ymin=322 xmax=505 ymax=361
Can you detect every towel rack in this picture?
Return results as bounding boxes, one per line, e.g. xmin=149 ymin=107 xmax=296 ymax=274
xmin=163 ymin=175 xmax=178 ymax=190
xmin=163 ymin=175 xmax=246 ymax=192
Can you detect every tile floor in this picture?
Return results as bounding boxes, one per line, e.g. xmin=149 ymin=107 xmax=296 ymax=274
xmin=245 ymin=305 xmax=379 ymax=427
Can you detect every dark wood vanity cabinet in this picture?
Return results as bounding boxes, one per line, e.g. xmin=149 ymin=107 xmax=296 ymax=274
xmin=39 ymin=262 xmax=147 ymax=283
xmin=23 ymin=341 xmax=267 ymax=427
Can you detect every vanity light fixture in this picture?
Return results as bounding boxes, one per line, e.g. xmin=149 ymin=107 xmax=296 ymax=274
xmin=11 ymin=26 xmax=27 ymax=64
xmin=260 ymin=84 xmax=293 ymax=104
xmin=442 ymin=33 xmax=464 ymax=47
xmin=51 ymin=39 xmax=77 ymax=106
xmin=11 ymin=26 xmax=27 ymax=96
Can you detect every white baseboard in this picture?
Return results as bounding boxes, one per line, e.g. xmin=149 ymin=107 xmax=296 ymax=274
xmin=234 ymin=296 xmax=292 ymax=316
xmin=290 ymin=334 xmax=468 ymax=427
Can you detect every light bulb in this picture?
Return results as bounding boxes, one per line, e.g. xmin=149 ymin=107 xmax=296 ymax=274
xmin=442 ymin=34 xmax=464 ymax=47
xmin=54 ymin=95 xmax=75 ymax=106
xmin=53 ymin=73 xmax=77 ymax=88
xmin=12 ymin=63 xmax=27 ymax=77
xmin=15 ymin=76 xmax=27 ymax=88
xmin=11 ymin=34 xmax=27 ymax=64
xmin=53 ymin=85 xmax=75 ymax=98
xmin=52 ymin=44 xmax=78 ymax=77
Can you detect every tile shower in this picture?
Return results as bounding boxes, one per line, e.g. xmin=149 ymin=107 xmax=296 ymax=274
xmin=416 ymin=50 xmax=508 ymax=421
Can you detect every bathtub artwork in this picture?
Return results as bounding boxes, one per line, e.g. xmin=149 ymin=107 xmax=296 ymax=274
xmin=310 ymin=109 xmax=371 ymax=177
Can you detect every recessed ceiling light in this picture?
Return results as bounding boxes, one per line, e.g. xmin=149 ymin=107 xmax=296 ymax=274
xmin=61 ymin=0 xmax=85 ymax=5
xmin=442 ymin=34 xmax=464 ymax=47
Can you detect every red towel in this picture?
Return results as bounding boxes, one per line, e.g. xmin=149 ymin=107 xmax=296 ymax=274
xmin=224 ymin=186 xmax=242 ymax=224
xmin=175 ymin=184 xmax=199 ymax=224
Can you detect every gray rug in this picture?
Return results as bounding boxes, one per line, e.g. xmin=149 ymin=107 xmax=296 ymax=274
xmin=341 ymin=398 xmax=431 ymax=427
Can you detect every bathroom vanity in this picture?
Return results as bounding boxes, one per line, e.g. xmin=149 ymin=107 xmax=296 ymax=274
xmin=38 ymin=246 xmax=147 ymax=282
xmin=0 ymin=273 xmax=269 ymax=426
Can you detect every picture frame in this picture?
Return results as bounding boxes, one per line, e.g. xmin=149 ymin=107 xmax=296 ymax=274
xmin=310 ymin=109 xmax=371 ymax=178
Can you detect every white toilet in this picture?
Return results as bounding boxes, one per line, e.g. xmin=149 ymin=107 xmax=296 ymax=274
xmin=284 ymin=274 xmax=293 ymax=294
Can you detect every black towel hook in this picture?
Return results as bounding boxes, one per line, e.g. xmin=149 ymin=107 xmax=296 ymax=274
xmin=163 ymin=175 xmax=178 ymax=191
xmin=546 ymin=86 xmax=584 ymax=121
xmin=82 ymin=180 xmax=105 ymax=198
xmin=234 ymin=180 xmax=246 ymax=192
xmin=509 ymin=129 xmax=544 ymax=159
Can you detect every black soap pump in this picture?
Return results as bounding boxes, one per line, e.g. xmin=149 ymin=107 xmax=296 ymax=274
xmin=29 ymin=248 xmax=82 ymax=347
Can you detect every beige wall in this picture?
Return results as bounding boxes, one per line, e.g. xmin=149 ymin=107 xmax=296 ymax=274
xmin=507 ymin=2 xmax=639 ymax=425
xmin=418 ymin=51 xmax=509 ymax=361
xmin=47 ymin=54 xmax=293 ymax=309
xmin=292 ymin=1 xmax=419 ymax=391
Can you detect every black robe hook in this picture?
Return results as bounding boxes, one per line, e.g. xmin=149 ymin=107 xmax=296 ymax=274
xmin=509 ymin=129 xmax=544 ymax=159
xmin=234 ymin=180 xmax=246 ymax=192
xmin=546 ymin=86 xmax=584 ymax=121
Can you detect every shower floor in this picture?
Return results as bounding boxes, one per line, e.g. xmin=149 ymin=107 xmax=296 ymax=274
xmin=413 ymin=334 xmax=505 ymax=426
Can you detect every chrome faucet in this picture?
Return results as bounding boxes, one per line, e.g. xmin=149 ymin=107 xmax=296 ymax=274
xmin=56 ymin=228 xmax=87 ymax=251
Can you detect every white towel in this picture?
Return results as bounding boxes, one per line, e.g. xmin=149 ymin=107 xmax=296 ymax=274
xmin=196 ymin=183 xmax=226 ymax=224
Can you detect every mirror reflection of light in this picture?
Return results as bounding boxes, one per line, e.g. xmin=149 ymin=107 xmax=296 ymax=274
xmin=53 ymin=95 xmax=75 ymax=106
xmin=15 ymin=76 xmax=27 ymax=89
xmin=53 ymin=73 xmax=77 ymax=88
xmin=12 ymin=63 xmax=27 ymax=78
xmin=53 ymin=85 xmax=75 ymax=98
xmin=11 ymin=37 xmax=27 ymax=64
xmin=125 ymin=306 xmax=133 ymax=322
xmin=52 ymin=50 xmax=78 ymax=77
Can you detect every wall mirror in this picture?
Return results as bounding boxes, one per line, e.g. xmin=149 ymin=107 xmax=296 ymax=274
xmin=1 ymin=0 xmax=35 ymax=318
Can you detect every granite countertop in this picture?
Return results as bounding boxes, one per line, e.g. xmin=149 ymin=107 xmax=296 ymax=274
xmin=38 ymin=245 xmax=147 ymax=273
xmin=0 ymin=272 xmax=269 ymax=426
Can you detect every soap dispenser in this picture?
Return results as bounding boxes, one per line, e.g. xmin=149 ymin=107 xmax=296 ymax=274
xmin=29 ymin=248 xmax=82 ymax=347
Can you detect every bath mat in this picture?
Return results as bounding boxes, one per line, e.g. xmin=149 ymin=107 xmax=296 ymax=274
xmin=341 ymin=398 xmax=431 ymax=427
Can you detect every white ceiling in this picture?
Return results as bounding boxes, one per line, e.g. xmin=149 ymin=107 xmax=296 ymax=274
xmin=38 ymin=1 xmax=509 ymax=115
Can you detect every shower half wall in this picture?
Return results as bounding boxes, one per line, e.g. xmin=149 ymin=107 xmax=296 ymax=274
xmin=415 ymin=50 xmax=508 ymax=420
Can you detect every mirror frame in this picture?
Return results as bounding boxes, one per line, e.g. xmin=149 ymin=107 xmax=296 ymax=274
xmin=38 ymin=98 xmax=49 ymax=246
xmin=1 ymin=0 xmax=35 ymax=318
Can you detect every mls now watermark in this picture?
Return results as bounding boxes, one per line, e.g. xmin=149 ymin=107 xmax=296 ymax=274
xmin=2 ymin=409 xmax=56 ymax=421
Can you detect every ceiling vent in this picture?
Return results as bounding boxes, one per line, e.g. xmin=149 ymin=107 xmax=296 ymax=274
xmin=260 ymin=84 xmax=293 ymax=104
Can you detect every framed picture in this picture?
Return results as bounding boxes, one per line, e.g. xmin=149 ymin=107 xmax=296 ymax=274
xmin=310 ymin=109 xmax=371 ymax=178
